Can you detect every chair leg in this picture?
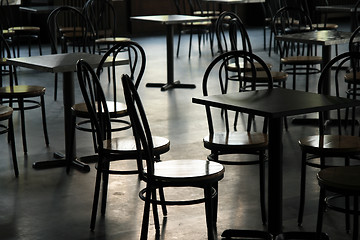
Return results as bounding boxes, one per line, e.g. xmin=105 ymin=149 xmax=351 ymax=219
xmin=140 ymin=186 xmax=152 ymax=240
xmin=152 ymin=189 xmax=160 ymax=237
xmin=90 ymin=159 xmax=103 ymax=231
xmin=316 ymin=187 xmax=326 ymax=234
xmin=40 ymin=95 xmax=49 ymax=146
xmin=18 ymin=98 xmax=27 ymax=153
xmin=158 ymin=187 xmax=168 ymax=216
xmin=54 ymin=73 xmax=58 ymax=101
xmin=353 ymin=196 xmax=359 ymax=240
xmin=9 ymin=117 xmax=18 ymax=177
xmin=101 ymin=162 xmax=110 ymax=215
xmin=298 ymin=151 xmax=307 ymax=226
xmin=204 ymin=185 xmax=216 ymax=240
xmin=259 ymin=151 xmax=267 ymax=225
xmin=176 ymin=31 xmax=182 ymax=58
xmin=66 ymin=113 xmax=77 ymax=173
xmin=188 ymin=29 xmax=193 ymax=58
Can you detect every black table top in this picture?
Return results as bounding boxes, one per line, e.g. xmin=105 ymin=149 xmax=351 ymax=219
xmin=192 ymin=88 xmax=360 ymax=118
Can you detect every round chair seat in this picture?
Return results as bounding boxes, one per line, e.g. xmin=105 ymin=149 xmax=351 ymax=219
xmin=312 ymin=23 xmax=338 ymax=30
xmin=244 ymin=70 xmax=288 ymax=83
xmin=0 ymin=85 xmax=45 ymax=98
xmin=0 ymin=105 xmax=13 ymax=120
xmin=95 ymin=37 xmax=131 ymax=44
xmin=318 ymin=165 xmax=360 ymax=193
xmin=345 ymin=71 xmax=360 ymax=84
xmin=281 ymin=55 xmax=322 ymax=65
xmin=9 ymin=26 xmax=40 ymax=34
xmin=227 ymin=61 xmax=272 ymax=72
xmin=204 ymin=131 xmax=268 ymax=151
xmin=145 ymin=159 xmax=224 ymax=184
xmin=72 ymin=101 xmax=128 ymax=118
xmin=299 ymin=135 xmax=360 ymax=155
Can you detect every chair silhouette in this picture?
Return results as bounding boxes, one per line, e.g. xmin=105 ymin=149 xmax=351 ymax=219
xmin=75 ymin=59 xmax=170 ymax=231
xmin=0 ymin=33 xmax=48 ymax=154
xmin=202 ymin=50 xmax=274 ymax=225
xmin=47 ymin=5 xmax=93 ymax=100
xmin=0 ymin=104 xmax=17 ymax=177
xmin=122 ymin=73 xmax=224 ymax=240
xmin=297 ymin=51 xmax=360 ymax=233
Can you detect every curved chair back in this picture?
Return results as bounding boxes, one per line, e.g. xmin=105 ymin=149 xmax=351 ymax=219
xmin=349 ymin=25 xmax=360 ymax=52
xmin=0 ymin=33 xmax=16 ymax=87
xmin=47 ymin=6 xmax=93 ymax=54
xmin=202 ymin=50 xmax=273 ymax=133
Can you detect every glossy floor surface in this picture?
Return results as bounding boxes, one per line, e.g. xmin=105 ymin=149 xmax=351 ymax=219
xmin=0 ymin=20 xmax=357 ymax=239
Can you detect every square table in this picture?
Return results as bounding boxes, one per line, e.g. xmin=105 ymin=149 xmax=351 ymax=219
xmin=7 ymin=52 xmax=128 ymax=172
xmin=131 ymin=15 xmax=209 ymax=91
xmin=192 ymin=87 xmax=360 ymax=235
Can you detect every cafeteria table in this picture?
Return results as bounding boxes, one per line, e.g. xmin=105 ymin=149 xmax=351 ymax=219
xmin=192 ymin=87 xmax=360 ymax=236
xmin=316 ymin=4 xmax=359 ymax=31
xmin=7 ymin=52 xmax=128 ymax=172
xmin=202 ymin=0 xmax=265 ymax=13
xmin=131 ymin=15 xmax=208 ymax=91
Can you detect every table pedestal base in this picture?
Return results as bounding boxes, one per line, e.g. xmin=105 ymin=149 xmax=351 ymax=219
xmin=146 ymin=81 xmax=196 ymax=91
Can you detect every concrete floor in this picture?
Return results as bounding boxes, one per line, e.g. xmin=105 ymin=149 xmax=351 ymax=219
xmin=0 ymin=20 xmax=357 ymax=240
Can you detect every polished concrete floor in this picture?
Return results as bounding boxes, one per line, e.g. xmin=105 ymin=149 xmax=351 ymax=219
xmin=0 ymin=20 xmax=357 ymax=240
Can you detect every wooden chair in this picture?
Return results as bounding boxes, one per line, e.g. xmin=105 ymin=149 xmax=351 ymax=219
xmin=0 ymin=33 xmax=48 ymax=154
xmin=83 ymin=0 xmax=131 ymax=55
xmin=121 ymin=73 xmax=224 ymax=240
xmin=273 ymin=6 xmax=322 ymax=92
xmin=0 ymin=0 xmax=42 ymax=57
xmin=70 ymin=40 xmax=145 ymax=162
xmin=75 ymin=59 xmax=170 ymax=231
xmin=47 ymin=5 xmax=93 ymax=100
xmin=297 ymin=51 xmax=360 ymax=230
xmin=0 ymin=104 xmax=18 ymax=177
xmin=275 ymin=232 xmax=329 ymax=240
xmin=202 ymin=50 xmax=274 ymax=225
xmin=174 ymin=0 xmax=214 ymax=58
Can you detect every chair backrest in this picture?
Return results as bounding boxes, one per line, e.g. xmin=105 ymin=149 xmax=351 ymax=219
xmin=215 ymin=11 xmax=252 ymax=54
xmin=96 ymin=40 xmax=146 ymax=111
xmin=47 ymin=5 xmax=92 ymax=54
xmin=0 ymin=33 xmax=16 ymax=87
xmin=83 ymin=0 xmax=117 ymax=39
xmin=76 ymin=59 xmax=112 ymax=152
xmin=349 ymin=25 xmax=360 ymax=53
xmin=121 ymin=73 xmax=155 ymax=179
xmin=317 ymin=51 xmax=360 ymax=136
xmin=202 ymin=50 xmax=273 ymax=133
xmin=355 ymin=0 xmax=360 ymax=28
xmin=272 ymin=6 xmax=313 ymax=57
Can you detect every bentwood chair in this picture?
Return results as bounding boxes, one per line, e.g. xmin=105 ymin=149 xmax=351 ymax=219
xmin=273 ymin=6 xmax=322 ymax=92
xmin=122 ymin=73 xmax=224 ymax=240
xmin=297 ymin=51 xmax=360 ymax=232
xmin=71 ymin=40 xmax=146 ymax=162
xmin=202 ymin=50 xmax=274 ymax=225
xmin=0 ymin=0 xmax=42 ymax=57
xmin=47 ymin=5 xmax=93 ymax=100
xmin=75 ymin=60 xmax=170 ymax=231
xmin=83 ymin=0 xmax=131 ymax=55
xmin=0 ymin=33 xmax=49 ymax=154
xmin=0 ymin=104 xmax=18 ymax=177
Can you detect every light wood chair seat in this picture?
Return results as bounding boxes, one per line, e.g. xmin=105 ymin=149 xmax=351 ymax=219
xmin=0 ymin=85 xmax=45 ymax=98
xmin=345 ymin=71 xmax=360 ymax=84
xmin=71 ymin=101 xmax=127 ymax=119
xmin=281 ymin=55 xmax=322 ymax=65
xmin=312 ymin=23 xmax=338 ymax=30
xmin=9 ymin=26 xmax=40 ymax=34
xmin=95 ymin=37 xmax=131 ymax=45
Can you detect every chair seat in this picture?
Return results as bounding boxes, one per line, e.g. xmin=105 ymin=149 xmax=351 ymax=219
xmin=72 ymin=101 xmax=127 ymax=118
xmin=317 ymin=165 xmax=360 ymax=193
xmin=9 ymin=26 xmax=40 ymax=34
xmin=345 ymin=71 xmax=360 ymax=84
xmin=0 ymin=85 xmax=45 ymax=98
xmin=103 ymin=136 xmax=170 ymax=156
xmin=183 ymin=20 xmax=213 ymax=26
xmin=0 ymin=105 xmax=13 ymax=120
xmin=145 ymin=159 xmax=224 ymax=184
xmin=244 ymin=70 xmax=288 ymax=83
xmin=227 ymin=61 xmax=273 ymax=72
xmin=299 ymin=135 xmax=360 ymax=155
xmin=204 ymin=132 xmax=268 ymax=151
xmin=281 ymin=55 xmax=322 ymax=65
xmin=95 ymin=37 xmax=131 ymax=44
xmin=312 ymin=23 xmax=338 ymax=30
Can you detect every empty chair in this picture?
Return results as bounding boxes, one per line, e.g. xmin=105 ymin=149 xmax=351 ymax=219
xmin=297 ymin=51 xmax=360 ymax=232
xmin=275 ymin=232 xmax=329 ymax=240
xmin=121 ymin=73 xmax=225 ymax=240
xmin=0 ymin=104 xmax=18 ymax=177
xmin=273 ymin=6 xmax=322 ymax=92
xmin=0 ymin=33 xmax=48 ymax=154
xmin=202 ymin=50 xmax=274 ymax=225
xmin=47 ymin=5 xmax=93 ymax=100
xmin=75 ymin=59 xmax=170 ymax=231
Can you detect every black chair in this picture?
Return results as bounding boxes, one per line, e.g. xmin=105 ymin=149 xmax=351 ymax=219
xmin=202 ymin=50 xmax=274 ymax=225
xmin=297 ymin=51 xmax=360 ymax=232
xmin=75 ymin=59 xmax=170 ymax=231
xmin=121 ymin=73 xmax=225 ymax=240
xmin=272 ymin=6 xmax=322 ymax=92
xmin=0 ymin=104 xmax=18 ymax=177
xmin=0 ymin=33 xmax=48 ymax=154
xmin=70 ymin=40 xmax=146 ymax=163
xmin=47 ymin=5 xmax=93 ymax=100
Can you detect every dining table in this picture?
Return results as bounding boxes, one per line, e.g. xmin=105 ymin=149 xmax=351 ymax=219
xmin=275 ymin=30 xmax=360 ymax=124
xmin=202 ymin=0 xmax=265 ymax=13
xmin=315 ymin=4 xmax=359 ymax=31
xmin=7 ymin=52 xmax=128 ymax=172
xmin=192 ymin=87 xmax=360 ymax=236
xmin=131 ymin=15 xmax=208 ymax=91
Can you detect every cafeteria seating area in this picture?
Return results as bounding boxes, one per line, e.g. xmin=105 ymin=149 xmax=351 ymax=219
xmin=1 ymin=1 xmax=360 ymax=240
